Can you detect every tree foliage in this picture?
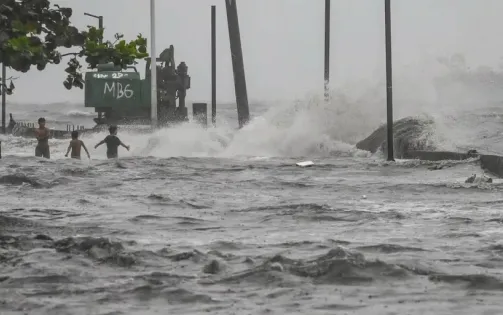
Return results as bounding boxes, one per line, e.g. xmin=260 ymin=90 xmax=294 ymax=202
xmin=0 ymin=0 xmax=148 ymax=91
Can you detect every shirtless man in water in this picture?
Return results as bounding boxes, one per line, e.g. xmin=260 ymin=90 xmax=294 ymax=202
xmin=35 ymin=117 xmax=50 ymax=159
xmin=65 ymin=131 xmax=90 ymax=159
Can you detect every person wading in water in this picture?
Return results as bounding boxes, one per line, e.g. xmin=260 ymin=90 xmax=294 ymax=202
xmin=94 ymin=125 xmax=130 ymax=159
xmin=35 ymin=117 xmax=50 ymax=159
xmin=65 ymin=131 xmax=91 ymax=159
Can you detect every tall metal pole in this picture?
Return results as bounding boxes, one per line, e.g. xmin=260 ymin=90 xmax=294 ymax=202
xmin=1 ymin=63 xmax=6 ymax=135
xmin=84 ymin=12 xmax=104 ymax=122
xmin=384 ymin=0 xmax=394 ymax=161
xmin=324 ymin=0 xmax=330 ymax=103
xmin=225 ymin=0 xmax=250 ymax=128
xmin=211 ymin=5 xmax=217 ymax=127
xmin=150 ymin=0 xmax=158 ymax=128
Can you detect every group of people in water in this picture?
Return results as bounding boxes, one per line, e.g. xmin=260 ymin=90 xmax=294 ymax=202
xmin=34 ymin=117 xmax=130 ymax=160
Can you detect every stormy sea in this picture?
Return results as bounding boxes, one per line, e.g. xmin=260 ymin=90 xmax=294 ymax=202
xmin=1 ymin=79 xmax=503 ymax=314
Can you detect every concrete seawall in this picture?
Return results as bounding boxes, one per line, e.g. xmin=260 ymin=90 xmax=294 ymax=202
xmin=403 ymin=150 xmax=503 ymax=178
xmin=402 ymin=150 xmax=477 ymax=161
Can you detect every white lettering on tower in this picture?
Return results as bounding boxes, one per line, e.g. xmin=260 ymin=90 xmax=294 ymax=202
xmin=103 ymin=82 xmax=133 ymax=99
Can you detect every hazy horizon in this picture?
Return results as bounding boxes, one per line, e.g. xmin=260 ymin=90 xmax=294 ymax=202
xmin=6 ymin=0 xmax=503 ymax=106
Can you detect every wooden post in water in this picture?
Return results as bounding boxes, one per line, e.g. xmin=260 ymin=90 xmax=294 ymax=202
xmin=324 ymin=0 xmax=331 ymax=104
xmin=225 ymin=0 xmax=250 ymax=128
xmin=211 ymin=5 xmax=217 ymax=127
xmin=384 ymin=0 xmax=394 ymax=161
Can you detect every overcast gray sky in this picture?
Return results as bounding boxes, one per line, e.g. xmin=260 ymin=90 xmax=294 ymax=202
xmin=8 ymin=0 xmax=503 ymax=105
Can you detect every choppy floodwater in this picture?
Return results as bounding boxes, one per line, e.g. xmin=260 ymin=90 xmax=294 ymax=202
xmin=1 ymin=154 xmax=503 ymax=315
xmin=2 ymin=97 xmax=503 ymax=314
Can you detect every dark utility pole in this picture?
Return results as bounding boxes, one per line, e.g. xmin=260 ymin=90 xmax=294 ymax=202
xmin=324 ymin=0 xmax=330 ymax=103
xmin=384 ymin=0 xmax=394 ymax=161
xmin=1 ymin=63 xmax=6 ymax=134
xmin=85 ymin=12 xmax=104 ymax=121
xmin=211 ymin=5 xmax=217 ymax=126
xmin=225 ymin=0 xmax=250 ymax=128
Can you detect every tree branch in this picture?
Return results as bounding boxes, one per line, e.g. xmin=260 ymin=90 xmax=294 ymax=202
xmin=0 ymin=0 xmax=149 ymax=91
xmin=60 ymin=52 xmax=79 ymax=57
